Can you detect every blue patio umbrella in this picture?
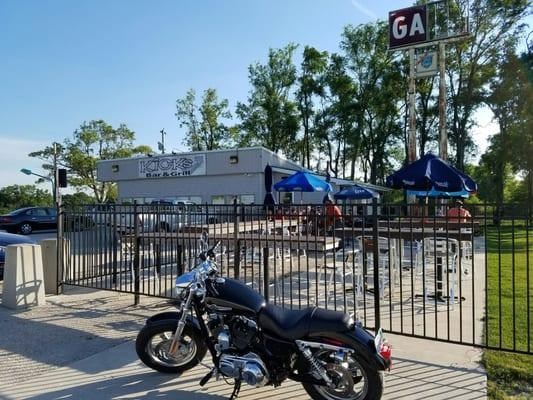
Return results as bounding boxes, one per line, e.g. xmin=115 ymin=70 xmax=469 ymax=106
xmin=274 ymin=171 xmax=333 ymax=203
xmin=273 ymin=171 xmax=333 ymax=193
xmin=334 ymin=185 xmax=379 ymax=200
xmin=407 ymin=188 xmax=470 ymax=198
xmin=386 ymin=153 xmax=477 ymax=193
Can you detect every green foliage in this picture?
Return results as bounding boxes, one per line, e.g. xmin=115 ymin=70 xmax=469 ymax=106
xmin=236 ymin=44 xmax=300 ymax=156
xmin=446 ymin=0 xmax=529 ymax=170
xmin=472 ymin=50 xmax=533 ymax=214
xmin=28 ymin=142 xmax=66 ymax=186
xmin=61 ymin=192 xmax=95 ymax=207
xmin=0 ymin=185 xmax=53 ymax=214
xmin=175 ymin=88 xmax=233 ymax=151
xmin=64 ymin=120 xmax=151 ymax=202
xmin=340 ymin=22 xmax=404 ymax=184
xmin=30 ymin=120 xmax=151 ymax=203
xmin=296 ymin=46 xmax=329 ymax=168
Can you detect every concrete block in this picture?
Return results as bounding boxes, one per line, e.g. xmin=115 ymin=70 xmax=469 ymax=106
xmin=39 ymin=239 xmax=60 ymax=295
xmin=2 ymin=244 xmax=46 ymax=309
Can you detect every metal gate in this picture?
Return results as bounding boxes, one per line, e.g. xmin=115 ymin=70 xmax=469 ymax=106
xmin=59 ymin=201 xmax=532 ymax=355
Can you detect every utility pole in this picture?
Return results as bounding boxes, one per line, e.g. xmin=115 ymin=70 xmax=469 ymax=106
xmin=159 ymin=129 xmax=166 ymax=154
xmin=408 ymin=48 xmax=417 ymax=163
xmin=438 ymin=42 xmax=447 ymax=160
xmin=52 ymin=143 xmax=58 ymax=205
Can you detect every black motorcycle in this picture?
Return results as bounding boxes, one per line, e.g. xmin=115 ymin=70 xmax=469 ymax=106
xmin=136 ymin=242 xmax=391 ymax=400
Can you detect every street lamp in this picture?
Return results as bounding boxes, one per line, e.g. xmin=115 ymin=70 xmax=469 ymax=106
xmin=20 ymin=168 xmax=56 ymax=204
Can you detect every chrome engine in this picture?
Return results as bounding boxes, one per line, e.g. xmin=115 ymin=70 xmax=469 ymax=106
xmin=219 ymin=352 xmax=269 ymax=387
xmin=214 ymin=316 xmax=269 ymax=387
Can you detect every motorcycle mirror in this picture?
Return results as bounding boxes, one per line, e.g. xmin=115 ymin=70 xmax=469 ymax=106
xmin=207 ymin=241 xmax=221 ymax=258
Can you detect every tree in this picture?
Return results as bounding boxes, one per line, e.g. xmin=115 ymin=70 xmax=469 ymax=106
xmin=64 ymin=120 xmax=151 ymax=202
xmin=175 ymin=89 xmax=200 ymax=150
xmin=446 ymin=0 xmax=529 ymax=170
xmin=416 ymin=76 xmax=438 ymax=156
xmin=61 ymin=192 xmax=95 ymax=207
xmin=236 ymin=44 xmax=300 ymax=157
xmin=0 ymin=185 xmax=52 ymax=213
xmin=318 ymin=53 xmax=358 ymax=179
xmin=175 ymin=88 xmax=233 ymax=151
xmin=341 ymin=22 xmax=405 ymax=184
xmin=503 ymin=52 xmax=533 ymax=220
xmin=296 ymin=46 xmax=329 ymax=169
xmin=30 ymin=120 xmax=151 ymax=203
xmin=28 ymin=142 xmax=66 ymax=191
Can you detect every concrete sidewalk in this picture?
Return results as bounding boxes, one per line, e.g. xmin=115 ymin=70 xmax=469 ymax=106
xmin=0 ymin=286 xmax=486 ymax=399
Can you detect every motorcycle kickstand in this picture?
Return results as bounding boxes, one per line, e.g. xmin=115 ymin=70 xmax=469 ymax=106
xmin=199 ymin=367 xmax=216 ymax=387
xmin=229 ymin=379 xmax=242 ymax=400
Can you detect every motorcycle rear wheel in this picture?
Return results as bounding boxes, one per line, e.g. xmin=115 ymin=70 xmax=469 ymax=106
xmin=301 ymin=350 xmax=383 ymax=400
xmin=136 ymin=320 xmax=207 ymax=374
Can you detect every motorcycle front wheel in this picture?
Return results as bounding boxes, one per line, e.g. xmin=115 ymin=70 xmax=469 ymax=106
xmin=135 ymin=319 xmax=207 ymax=374
xmin=301 ymin=350 xmax=383 ymax=400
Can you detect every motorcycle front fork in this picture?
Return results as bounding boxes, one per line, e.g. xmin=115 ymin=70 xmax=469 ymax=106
xmin=169 ymin=288 xmax=195 ymax=355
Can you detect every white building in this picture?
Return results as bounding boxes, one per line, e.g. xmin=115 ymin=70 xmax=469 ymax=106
xmin=96 ymin=146 xmax=378 ymax=205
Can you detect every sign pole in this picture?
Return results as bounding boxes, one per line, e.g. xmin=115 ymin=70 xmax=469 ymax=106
xmin=438 ymin=42 xmax=447 ymax=160
xmin=408 ymin=48 xmax=417 ymax=163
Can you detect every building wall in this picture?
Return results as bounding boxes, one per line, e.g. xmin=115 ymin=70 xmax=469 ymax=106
xmin=118 ymin=173 xmax=264 ymax=204
xmin=96 ymin=147 xmax=337 ymax=205
xmin=97 ymin=147 xmax=302 ymax=182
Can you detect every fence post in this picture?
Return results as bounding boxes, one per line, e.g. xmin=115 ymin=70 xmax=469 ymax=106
xmin=372 ymin=198 xmax=381 ymax=331
xmin=112 ymin=210 xmax=118 ymax=285
xmin=177 ymin=244 xmax=183 ymax=276
xmin=263 ymin=247 xmax=270 ymax=302
xmin=233 ymin=199 xmax=240 ymax=280
xmin=133 ymin=201 xmax=141 ymax=305
xmin=56 ymin=202 xmax=64 ymax=294
xmin=527 ymin=169 xmax=533 ymax=224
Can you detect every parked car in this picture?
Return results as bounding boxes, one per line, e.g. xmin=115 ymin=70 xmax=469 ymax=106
xmin=0 ymin=207 xmax=57 ymax=235
xmin=115 ymin=201 xmax=206 ymax=233
xmin=0 ymin=232 xmax=35 ymax=279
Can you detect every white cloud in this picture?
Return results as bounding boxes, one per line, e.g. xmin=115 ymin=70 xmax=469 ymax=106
xmin=351 ymin=0 xmax=378 ymax=20
xmin=0 ymin=136 xmax=50 ymax=189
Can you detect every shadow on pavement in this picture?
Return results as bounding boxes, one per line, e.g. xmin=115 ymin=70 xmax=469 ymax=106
xmin=22 ymin=371 xmax=227 ymax=400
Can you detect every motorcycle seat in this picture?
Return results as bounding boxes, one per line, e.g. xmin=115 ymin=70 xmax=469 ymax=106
xmin=258 ymin=303 xmax=352 ymax=340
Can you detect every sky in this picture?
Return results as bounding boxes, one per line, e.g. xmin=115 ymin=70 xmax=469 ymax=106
xmin=0 ymin=0 xmax=531 ymax=190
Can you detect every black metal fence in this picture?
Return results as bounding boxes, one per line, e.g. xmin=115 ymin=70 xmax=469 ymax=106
xmin=58 ymin=201 xmax=532 ymax=354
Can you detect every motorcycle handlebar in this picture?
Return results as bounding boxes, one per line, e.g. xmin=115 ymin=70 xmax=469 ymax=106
xmin=199 ymin=241 xmax=221 ymax=261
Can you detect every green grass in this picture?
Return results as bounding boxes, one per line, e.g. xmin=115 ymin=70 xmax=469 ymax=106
xmin=484 ymin=225 xmax=533 ymax=398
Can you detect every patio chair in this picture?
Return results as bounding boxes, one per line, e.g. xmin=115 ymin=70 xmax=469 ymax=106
xmin=314 ymin=248 xmax=364 ymax=309
xmin=355 ymin=236 xmax=398 ymax=299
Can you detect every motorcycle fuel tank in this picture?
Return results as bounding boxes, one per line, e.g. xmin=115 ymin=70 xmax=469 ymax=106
xmin=206 ymin=278 xmax=265 ymax=314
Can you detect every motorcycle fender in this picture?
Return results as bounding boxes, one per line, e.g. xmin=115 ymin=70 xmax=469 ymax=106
xmin=310 ymin=327 xmax=389 ymax=371
xmin=145 ymin=311 xmax=202 ymax=333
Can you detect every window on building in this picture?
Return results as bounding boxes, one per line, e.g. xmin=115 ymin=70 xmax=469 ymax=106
xmin=239 ymin=194 xmax=255 ymax=205
xmin=281 ymin=192 xmax=293 ymax=204
xmin=212 ymin=195 xmax=225 ymax=205
xmin=189 ymin=196 xmax=202 ymax=204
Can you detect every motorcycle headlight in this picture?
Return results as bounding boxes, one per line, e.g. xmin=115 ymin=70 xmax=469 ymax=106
xmin=175 ymin=270 xmax=196 ymax=297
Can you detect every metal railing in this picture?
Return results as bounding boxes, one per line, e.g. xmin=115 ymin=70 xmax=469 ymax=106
xmin=58 ymin=201 xmax=532 ymax=354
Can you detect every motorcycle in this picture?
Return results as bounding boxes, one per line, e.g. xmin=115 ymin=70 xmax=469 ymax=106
xmin=136 ymin=241 xmax=391 ymax=400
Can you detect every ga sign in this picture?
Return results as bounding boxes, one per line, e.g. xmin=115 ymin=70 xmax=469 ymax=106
xmin=389 ymin=5 xmax=428 ymax=49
